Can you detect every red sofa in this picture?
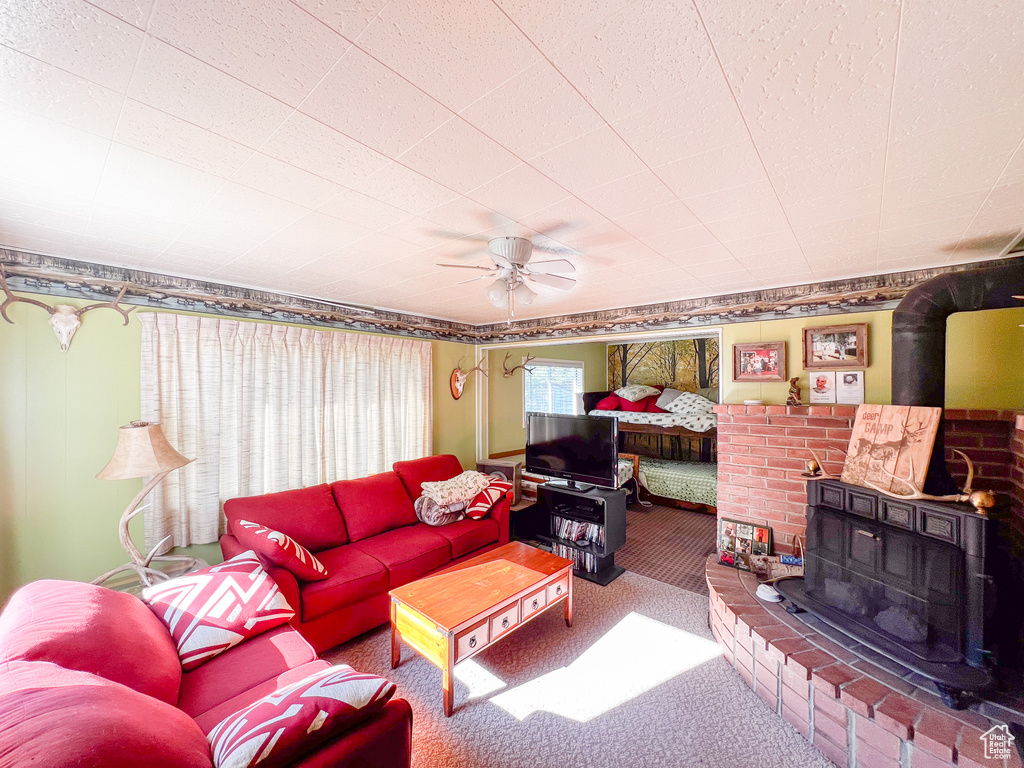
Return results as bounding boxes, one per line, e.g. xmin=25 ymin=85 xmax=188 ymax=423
xmin=0 ymin=579 xmax=411 ymax=767
xmin=221 ymin=454 xmax=511 ymax=653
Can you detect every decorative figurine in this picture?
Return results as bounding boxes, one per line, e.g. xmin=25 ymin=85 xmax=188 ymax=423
xmin=786 ymin=377 xmax=802 ymax=406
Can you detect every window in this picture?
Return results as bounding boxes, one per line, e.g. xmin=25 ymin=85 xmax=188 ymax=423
xmin=523 ymin=358 xmax=584 ymax=422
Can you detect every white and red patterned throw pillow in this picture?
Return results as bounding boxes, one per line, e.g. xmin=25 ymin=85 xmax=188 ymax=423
xmin=465 ymin=479 xmax=513 ymax=520
xmin=208 ymin=664 xmax=396 ymax=768
xmin=142 ymin=551 xmax=295 ymax=671
xmin=234 ymin=520 xmax=329 ymax=582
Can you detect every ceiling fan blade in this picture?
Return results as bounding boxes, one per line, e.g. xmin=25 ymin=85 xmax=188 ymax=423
xmin=526 ymin=272 xmax=576 ymax=291
xmin=436 ymin=263 xmax=495 ymax=270
xmin=489 ymin=252 xmax=513 ymax=269
xmin=531 ymin=242 xmax=580 ymax=257
xmin=527 ymin=259 xmax=576 ymax=274
xmin=533 ymin=221 xmax=574 ymax=239
xmin=455 ymin=275 xmax=492 ymax=285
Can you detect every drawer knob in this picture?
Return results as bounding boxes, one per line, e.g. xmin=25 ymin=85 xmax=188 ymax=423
xmin=468 ymin=636 xmax=476 ymax=649
xmin=556 ymin=585 xmax=562 ymax=595
xmin=532 ymin=599 xmax=539 ymax=610
xmin=502 ymin=617 xmax=509 ymax=629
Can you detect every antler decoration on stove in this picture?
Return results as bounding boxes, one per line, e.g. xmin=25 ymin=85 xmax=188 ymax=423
xmin=1 ymin=266 xmax=135 ymax=351
xmin=802 ymin=449 xmax=842 ymax=480
xmin=863 ymin=450 xmax=997 ymax=513
xmin=502 ymin=352 xmax=536 ymax=378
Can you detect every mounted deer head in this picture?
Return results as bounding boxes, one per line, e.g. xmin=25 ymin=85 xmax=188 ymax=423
xmin=449 ymin=357 xmax=487 ymax=400
xmin=1 ymin=266 xmax=135 ymax=351
xmin=502 ymin=352 xmax=536 ymax=378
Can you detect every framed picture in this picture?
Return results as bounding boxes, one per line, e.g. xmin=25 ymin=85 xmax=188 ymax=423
xmin=718 ymin=518 xmax=772 ymax=571
xmin=803 ymin=323 xmax=868 ymax=369
xmin=837 ymin=370 xmax=865 ymax=404
xmin=732 ymin=341 xmax=786 ymax=382
xmin=809 ymin=371 xmax=837 ymax=403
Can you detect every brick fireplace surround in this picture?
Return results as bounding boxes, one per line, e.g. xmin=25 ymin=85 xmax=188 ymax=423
xmin=707 ymin=405 xmax=1024 ymax=767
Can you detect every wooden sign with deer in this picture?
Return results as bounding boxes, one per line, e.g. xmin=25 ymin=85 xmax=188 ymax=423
xmin=840 ymin=404 xmax=941 ymax=494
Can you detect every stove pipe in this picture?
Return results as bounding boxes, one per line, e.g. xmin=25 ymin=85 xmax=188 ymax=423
xmin=891 ymin=258 xmax=1024 ymax=492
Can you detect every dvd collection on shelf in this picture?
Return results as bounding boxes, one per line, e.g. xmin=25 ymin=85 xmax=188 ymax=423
xmin=552 ymin=543 xmax=598 ymax=573
xmin=552 ymin=515 xmax=605 ymax=547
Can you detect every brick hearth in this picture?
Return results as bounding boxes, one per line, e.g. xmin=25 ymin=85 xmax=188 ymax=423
xmin=706 ymin=557 xmax=1023 ymax=768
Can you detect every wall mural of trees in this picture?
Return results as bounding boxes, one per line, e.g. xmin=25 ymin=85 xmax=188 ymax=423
xmin=607 ymin=337 xmax=719 ymax=392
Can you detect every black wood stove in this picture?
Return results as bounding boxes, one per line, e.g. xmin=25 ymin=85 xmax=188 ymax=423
xmin=776 ymin=479 xmax=1008 ymax=708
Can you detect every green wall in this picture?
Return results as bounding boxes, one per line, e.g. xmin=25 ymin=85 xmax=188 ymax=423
xmin=719 ymin=308 xmax=1024 ymax=407
xmin=0 ymin=295 xmax=475 ymax=600
xmin=487 ymin=342 xmax=607 ymax=456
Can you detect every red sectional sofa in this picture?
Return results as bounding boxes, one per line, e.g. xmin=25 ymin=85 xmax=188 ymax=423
xmin=221 ymin=454 xmax=511 ymax=653
xmin=0 ymin=579 xmax=412 ymax=767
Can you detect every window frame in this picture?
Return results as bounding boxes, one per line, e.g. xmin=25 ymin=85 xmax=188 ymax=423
xmin=521 ymin=357 xmax=586 ymax=427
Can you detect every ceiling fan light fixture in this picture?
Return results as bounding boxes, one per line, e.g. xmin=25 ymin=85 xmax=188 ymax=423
xmin=487 ymin=280 xmax=507 ymax=308
xmin=513 ymin=281 xmax=536 ymax=305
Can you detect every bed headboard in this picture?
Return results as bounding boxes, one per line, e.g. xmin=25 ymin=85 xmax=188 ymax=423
xmin=582 ymin=391 xmax=612 ymax=413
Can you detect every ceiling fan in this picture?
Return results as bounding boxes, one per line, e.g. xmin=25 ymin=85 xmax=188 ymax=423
xmin=437 ymin=235 xmax=577 ymax=319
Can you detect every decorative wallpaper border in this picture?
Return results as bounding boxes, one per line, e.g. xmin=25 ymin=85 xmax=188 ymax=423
xmin=3 ymin=248 xmax=1021 ymax=344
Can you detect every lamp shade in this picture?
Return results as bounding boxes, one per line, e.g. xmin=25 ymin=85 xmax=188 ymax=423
xmin=96 ymin=421 xmax=193 ymax=480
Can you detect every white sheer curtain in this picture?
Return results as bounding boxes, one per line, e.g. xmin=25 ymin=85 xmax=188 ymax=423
xmin=139 ymin=313 xmax=432 ymax=549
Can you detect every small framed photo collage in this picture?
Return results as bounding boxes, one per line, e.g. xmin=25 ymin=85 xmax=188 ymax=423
xmin=718 ymin=518 xmax=772 ymax=571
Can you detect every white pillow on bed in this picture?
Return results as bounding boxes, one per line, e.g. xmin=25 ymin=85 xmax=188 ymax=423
xmin=615 ymin=384 xmax=661 ymax=402
xmin=655 ymin=387 xmax=685 ymax=410
xmin=664 ymin=391 xmax=715 ymax=416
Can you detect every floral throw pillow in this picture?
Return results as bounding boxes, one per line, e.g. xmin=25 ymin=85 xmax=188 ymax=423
xmin=208 ymin=664 xmax=396 ymax=768
xmin=142 ymin=551 xmax=295 ymax=671
xmin=466 ymin=479 xmax=513 ymax=520
xmin=420 ymin=470 xmax=492 ymax=506
xmin=234 ymin=520 xmax=329 ymax=582
xmin=614 ymin=384 xmax=661 ymax=402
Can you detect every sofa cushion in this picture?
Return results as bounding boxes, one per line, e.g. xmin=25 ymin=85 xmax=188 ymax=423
xmin=225 ymin=484 xmax=348 ymax=552
xmin=348 ymin=525 xmax=450 ymax=588
xmin=193 ymin=660 xmax=333 ymax=735
xmin=143 ymin=551 xmax=295 ymax=671
xmin=235 ymin=520 xmax=329 ymax=582
xmin=0 ymin=579 xmax=182 ymax=705
xmin=393 ymin=454 xmax=463 ymax=500
xmin=430 ymin=517 xmax=500 ymax=558
xmin=0 ymin=660 xmax=212 ymax=768
xmin=331 ymin=471 xmax=417 ymax=543
xmin=177 ymin=625 xmax=319 ymax=719
xmin=207 ymin=664 xmax=396 ymax=768
xmin=300 ymin=546 xmax=389 ymax=622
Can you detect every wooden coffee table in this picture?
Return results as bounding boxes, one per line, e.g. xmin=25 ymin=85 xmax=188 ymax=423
xmin=389 ymin=541 xmax=573 ymax=716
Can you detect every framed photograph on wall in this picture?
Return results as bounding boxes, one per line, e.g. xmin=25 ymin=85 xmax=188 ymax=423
xmin=809 ymin=371 xmax=837 ymax=403
xmin=732 ymin=341 xmax=786 ymax=382
xmin=803 ymin=323 xmax=868 ymax=369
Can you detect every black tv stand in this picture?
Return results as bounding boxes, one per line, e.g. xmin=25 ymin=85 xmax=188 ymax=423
xmin=537 ymin=483 xmax=626 ymax=586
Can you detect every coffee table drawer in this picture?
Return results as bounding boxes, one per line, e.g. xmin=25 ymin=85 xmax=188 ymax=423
xmin=489 ymin=602 xmax=519 ymax=639
xmin=546 ymin=576 xmax=569 ymax=604
xmin=455 ymin=621 xmax=488 ymax=662
xmin=521 ymin=587 xmax=547 ymax=620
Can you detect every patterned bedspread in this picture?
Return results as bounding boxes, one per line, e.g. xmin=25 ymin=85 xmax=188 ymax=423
xmin=637 ymin=457 xmax=718 ymax=506
xmin=588 ymin=409 xmax=717 ymax=433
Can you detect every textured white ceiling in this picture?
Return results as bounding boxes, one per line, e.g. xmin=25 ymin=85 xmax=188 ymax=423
xmin=0 ymin=0 xmax=1022 ymax=324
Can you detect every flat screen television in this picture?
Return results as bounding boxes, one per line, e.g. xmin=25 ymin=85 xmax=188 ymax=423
xmin=524 ymin=412 xmax=618 ymax=490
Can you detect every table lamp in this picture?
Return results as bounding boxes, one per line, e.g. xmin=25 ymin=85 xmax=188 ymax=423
xmin=92 ymin=421 xmax=205 ymax=587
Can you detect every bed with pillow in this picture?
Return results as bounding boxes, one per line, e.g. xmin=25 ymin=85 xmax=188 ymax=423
xmin=582 ymin=384 xmax=718 ymax=511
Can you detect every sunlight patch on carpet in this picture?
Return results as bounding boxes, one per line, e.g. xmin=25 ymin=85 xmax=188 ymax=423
xmin=454 ymin=659 xmax=507 ymax=700
xmin=490 ymin=612 xmax=721 ymax=722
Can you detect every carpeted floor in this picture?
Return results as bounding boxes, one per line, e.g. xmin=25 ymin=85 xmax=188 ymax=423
xmin=616 ymin=504 xmax=718 ymax=595
xmin=326 ymin=572 xmax=831 ymax=768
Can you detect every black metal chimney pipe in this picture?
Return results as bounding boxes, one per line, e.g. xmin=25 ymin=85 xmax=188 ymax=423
xmin=891 ymin=259 xmax=1024 ymax=492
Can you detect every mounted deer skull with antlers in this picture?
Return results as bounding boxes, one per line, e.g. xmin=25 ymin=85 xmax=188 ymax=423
xmin=502 ymin=352 xmax=536 ymax=378
xmin=1 ymin=266 xmax=135 ymax=351
xmin=449 ymin=357 xmax=487 ymax=400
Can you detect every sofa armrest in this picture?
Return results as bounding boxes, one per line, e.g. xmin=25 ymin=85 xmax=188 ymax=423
xmin=491 ymin=493 xmax=512 ymax=546
xmin=292 ymin=698 xmax=412 ymax=768
xmin=220 ymin=533 xmax=302 ymax=622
